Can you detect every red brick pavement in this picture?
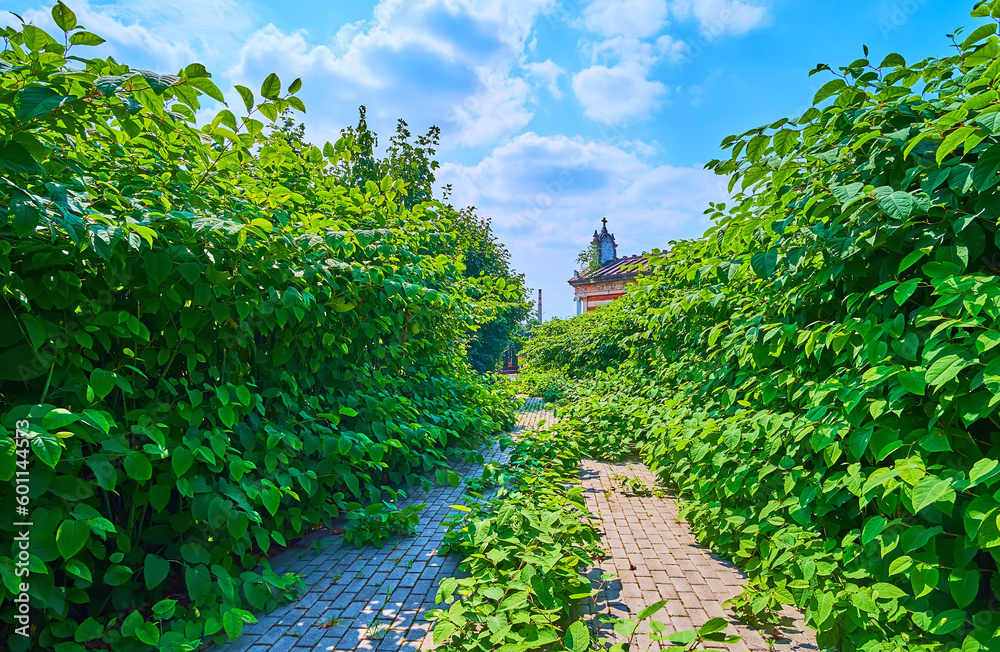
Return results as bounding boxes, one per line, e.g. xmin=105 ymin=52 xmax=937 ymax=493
xmin=579 ymin=460 xmax=819 ymax=651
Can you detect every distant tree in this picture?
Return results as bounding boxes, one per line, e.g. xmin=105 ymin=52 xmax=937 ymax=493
xmin=576 ymin=241 xmax=600 ymax=273
xmin=332 ymin=107 xmax=529 ymax=372
xmin=449 ymin=206 xmax=531 ymax=372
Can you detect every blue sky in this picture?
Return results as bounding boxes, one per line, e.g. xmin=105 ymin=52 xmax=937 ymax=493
xmin=5 ymin=0 xmax=982 ymax=317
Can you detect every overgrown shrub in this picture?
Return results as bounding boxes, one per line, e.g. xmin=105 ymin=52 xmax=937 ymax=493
xmin=522 ymin=4 xmax=1000 ymax=650
xmin=0 ymin=7 xmax=515 ymax=651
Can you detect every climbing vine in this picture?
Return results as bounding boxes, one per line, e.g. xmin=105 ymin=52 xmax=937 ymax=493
xmin=0 ymin=5 xmax=518 ymax=651
xmin=519 ymin=3 xmax=1000 ymax=650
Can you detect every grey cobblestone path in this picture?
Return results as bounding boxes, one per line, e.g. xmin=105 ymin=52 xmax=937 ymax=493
xmin=210 ymin=400 xmax=545 ymax=652
xmin=579 ymin=460 xmax=819 ymax=652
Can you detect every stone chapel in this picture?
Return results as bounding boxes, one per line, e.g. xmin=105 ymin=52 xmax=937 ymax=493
xmin=568 ymin=218 xmax=648 ymax=314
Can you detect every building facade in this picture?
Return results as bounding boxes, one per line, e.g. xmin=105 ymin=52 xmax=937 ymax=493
xmin=568 ymin=219 xmax=647 ymax=314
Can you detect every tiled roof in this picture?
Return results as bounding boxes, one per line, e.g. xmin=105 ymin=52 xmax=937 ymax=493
xmin=569 ymin=254 xmax=649 ymax=284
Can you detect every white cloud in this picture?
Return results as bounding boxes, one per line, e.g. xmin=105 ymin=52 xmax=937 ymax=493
xmin=583 ymin=0 xmax=669 ymax=39
xmin=225 ymin=0 xmax=554 ymax=148
xmin=669 ymin=0 xmax=769 ymax=36
xmin=522 ymin=59 xmax=565 ymax=98
xmin=438 ymin=132 xmax=730 ymax=316
xmin=10 ymin=0 xmax=257 ymax=72
xmin=572 ymin=61 xmax=667 ymax=124
xmin=572 ymin=33 xmax=686 ymax=125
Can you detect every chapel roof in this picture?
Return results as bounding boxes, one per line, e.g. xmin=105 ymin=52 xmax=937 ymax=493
xmin=568 ymin=254 xmax=649 ymax=285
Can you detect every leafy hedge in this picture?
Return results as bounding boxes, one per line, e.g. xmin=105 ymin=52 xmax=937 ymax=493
xmin=0 ymin=6 xmax=516 ymax=652
xmin=520 ymin=3 xmax=1000 ymax=651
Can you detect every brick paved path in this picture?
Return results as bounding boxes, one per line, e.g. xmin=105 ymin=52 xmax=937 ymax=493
xmin=211 ymin=400 xmax=544 ymax=652
xmin=212 ymin=399 xmax=818 ymax=652
xmin=579 ymin=460 xmax=819 ymax=652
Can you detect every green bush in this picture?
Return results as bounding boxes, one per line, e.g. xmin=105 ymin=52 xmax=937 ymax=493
xmin=521 ymin=4 xmax=1000 ymax=650
xmin=0 ymin=7 xmax=514 ymax=651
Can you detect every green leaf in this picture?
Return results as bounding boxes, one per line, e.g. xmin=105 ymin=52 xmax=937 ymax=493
xmin=814 ymin=78 xmax=846 ymax=104
xmin=697 ymin=617 xmax=729 ymax=634
xmin=888 ymin=556 xmax=913 ymax=576
xmin=185 ymin=565 xmax=211 ymax=604
xmin=433 ymin=621 xmax=456 ymax=644
xmin=16 ymin=87 xmax=75 ymax=122
xmin=258 ymin=102 xmax=279 ymax=122
xmin=56 ymin=520 xmax=90 ymax=560
xmin=52 ymin=1 xmax=77 ymax=31
xmin=234 ymin=85 xmax=254 ymax=111
xmin=31 ymin=432 xmax=62 ymax=467
xmin=564 ymin=619 xmax=590 ymax=652
xmin=22 ymin=25 xmax=57 ymax=51
xmin=877 ymin=191 xmax=914 ymax=220
xmin=260 ymin=73 xmax=282 ymax=100
xmin=962 ymin=23 xmax=997 ymax=49
xmin=613 ymin=619 xmax=638 ymax=638
xmin=880 ymin=52 xmax=906 ymax=67
xmin=124 ymin=451 xmax=153 ymax=483
xmin=871 ymin=582 xmax=907 ymax=599
xmin=970 ymin=459 xmax=1000 ymax=487
xmin=288 ymin=77 xmax=302 ymax=94
xmin=144 ymin=251 xmax=172 ymax=286
xmin=862 ymin=516 xmax=888 ymax=545
xmin=948 ymin=567 xmax=980 ymax=609
xmin=86 ymin=454 xmax=117 ymax=491
xmin=172 ymin=447 xmax=194 ymax=477
xmin=893 ymin=279 xmax=919 ymax=305
xmin=637 ymin=599 xmax=669 ymax=621
xmin=152 ymin=598 xmax=178 ymax=620
xmin=68 ymin=31 xmax=105 ymax=46
xmin=262 ymin=486 xmax=280 ymax=516
xmin=139 ymin=70 xmax=181 ymax=94
xmin=913 ymin=608 xmax=967 ymax=635
xmin=975 ymin=109 xmax=1000 ymax=134
xmin=898 ymin=369 xmax=926 ymax=396
xmin=10 ymin=198 xmax=41 ymax=237
xmin=910 ymin=476 xmax=953 ymax=513
xmin=136 ymin=622 xmax=159 ymax=645
xmin=936 ymin=126 xmax=975 ymax=164
xmin=925 ymin=355 xmax=969 ymax=387
xmin=21 ymin=314 xmax=46 ymax=350
xmin=223 ymin=610 xmax=244 ymax=641
xmin=74 ymin=617 xmax=102 ymax=642
xmin=90 ymin=368 xmax=116 ymax=400
xmin=144 ymin=554 xmax=170 ymax=590
xmin=911 ymin=566 xmax=939 ymax=598
xmin=973 ymin=143 xmax=1000 ymax=189
xmin=0 ymin=141 xmax=45 ymax=176
xmin=750 ymin=249 xmax=778 ymax=279
xmin=831 ymin=182 xmax=864 ymax=204
xmin=105 ymin=563 xmax=134 ymax=586
xmin=668 ymin=630 xmax=697 ymax=645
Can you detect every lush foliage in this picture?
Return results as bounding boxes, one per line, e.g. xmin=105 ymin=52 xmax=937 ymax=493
xmin=343 ymin=501 xmax=427 ymax=549
xmin=576 ymin=241 xmax=600 ymax=274
xmin=429 ymin=426 xmax=601 ymax=650
xmin=335 ymin=109 xmax=531 ymax=373
xmin=519 ymin=5 xmax=1000 ymax=651
xmin=451 ymin=206 xmax=531 ymax=373
xmin=428 ymin=413 xmax=743 ymax=651
xmin=0 ymin=7 xmax=516 ymax=651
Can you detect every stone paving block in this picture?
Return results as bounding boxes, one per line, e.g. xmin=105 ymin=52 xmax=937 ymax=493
xmin=269 ymin=636 xmax=301 ymax=652
xmin=580 ymin=458 xmax=819 ymax=652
